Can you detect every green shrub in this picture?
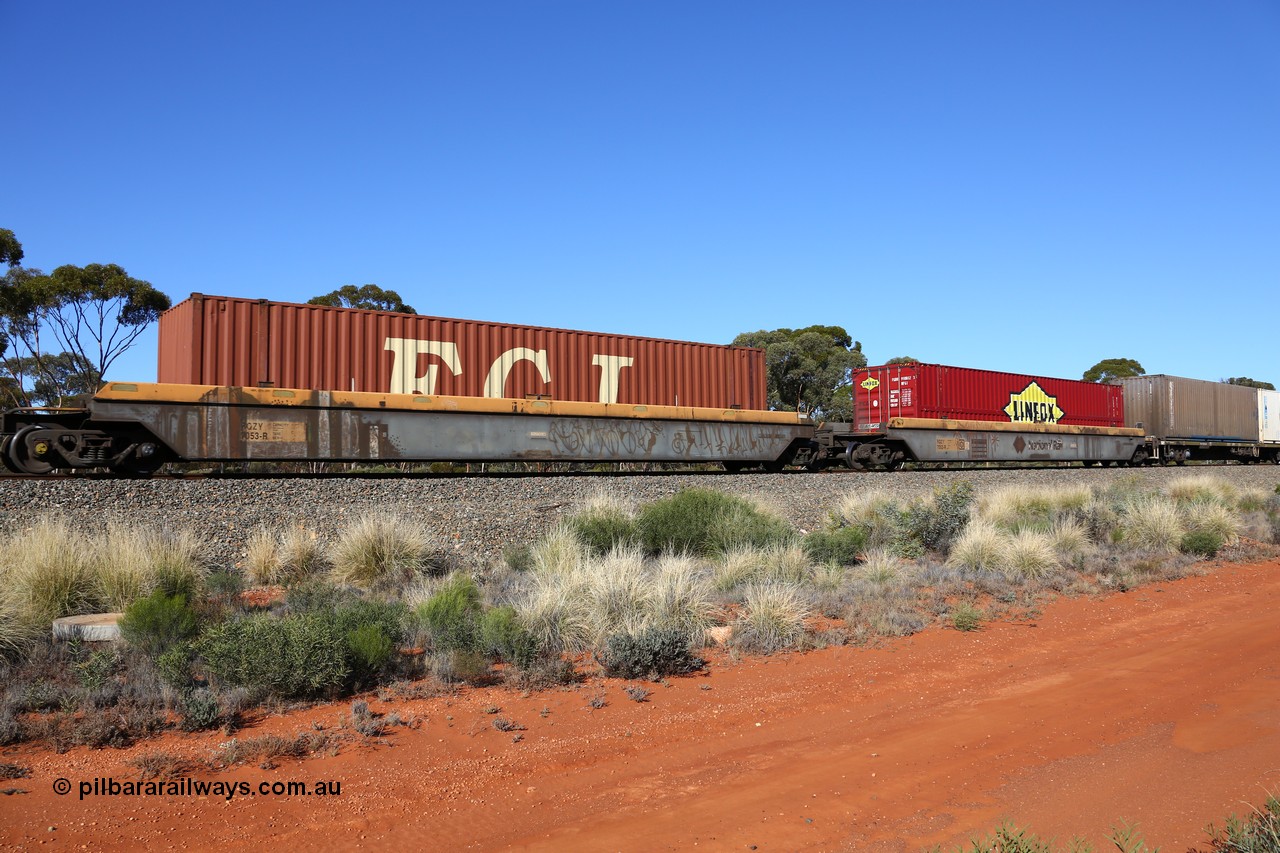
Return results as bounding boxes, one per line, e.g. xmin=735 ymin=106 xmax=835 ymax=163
xmin=1180 ymin=529 xmax=1225 ymax=557
xmin=601 ymin=626 xmax=703 ymax=679
xmin=804 ymin=526 xmax=868 ymax=565
xmin=478 ymin=606 xmax=539 ymax=668
xmin=179 ymin=689 xmax=224 ymax=732
xmin=951 ymin=602 xmax=984 ymax=632
xmin=345 ymin=624 xmax=395 ymax=684
xmin=566 ymin=496 xmax=638 ymax=557
xmin=119 ymin=591 xmax=199 ymax=657
xmin=154 ymin=642 xmax=196 ymax=691
xmin=198 ymin=613 xmax=349 ymax=699
xmin=636 ymin=489 xmax=792 ymax=556
xmin=1203 ymin=793 xmax=1280 ymax=852
xmin=417 ymin=574 xmax=483 ymax=653
xmin=899 ymin=482 xmax=974 ymax=553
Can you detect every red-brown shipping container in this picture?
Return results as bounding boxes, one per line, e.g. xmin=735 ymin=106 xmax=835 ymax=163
xmin=854 ymin=363 xmax=1125 ymax=430
xmin=158 ymin=294 xmax=767 ymax=410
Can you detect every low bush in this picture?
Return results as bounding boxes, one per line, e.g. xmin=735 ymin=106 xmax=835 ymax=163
xmin=951 ymin=602 xmax=984 ymax=632
xmin=198 ymin=613 xmax=349 ymax=699
xmin=416 ymin=574 xmax=483 ymax=653
xmin=636 ymin=489 xmax=792 ymax=556
xmin=119 ymin=591 xmax=199 ymax=657
xmin=804 ymin=525 xmax=868 ymax=566
xmin=601 ymin=626 xmax=703 ymax=679
xmin=1180 ymin=529 xmax=1225 ymax=557
xmin=178 ymin=689 xmax=224 ymax=732
xmin=345 ymin=624 xmax=395 ymax=685
xmin=899 ymin=482 xmax=974 ymax=554
xmin=478 ymin=606 xmax=539 ymax=668
xmin=566 ymin=495 xmax=638 ymax=557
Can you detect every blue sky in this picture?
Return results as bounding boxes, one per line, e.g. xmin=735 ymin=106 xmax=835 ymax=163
xmin=5 ymin=1 xmax=1278 ymax=386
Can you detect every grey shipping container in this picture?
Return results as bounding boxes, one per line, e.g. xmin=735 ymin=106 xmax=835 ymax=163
xmin=1118 ymin=375 xmax=1260 ymax=441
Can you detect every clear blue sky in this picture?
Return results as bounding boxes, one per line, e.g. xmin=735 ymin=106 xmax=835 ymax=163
xmin=6 ymin=1 xmax=1278 ymax=385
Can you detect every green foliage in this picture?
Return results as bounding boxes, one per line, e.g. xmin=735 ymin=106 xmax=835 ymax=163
xmin=178 ymin=689 xmax=224 ymax=732
xmin=345 ymin=624 xmax=395 ymax=684
xmin=636 ymin=488 xmax=793 ymax=556
xmin=198 ymin=613 xmax=349 ymax=699
xmin=1083 ymin=357 xmax=1145 ymax=383
xmin=566 ymin=505 xmax=638 ymax=557
xmin=478 ymin=606 xmax=540 ymax=668
xmin=1224 ymin=377 xmax=1276 ymax=390
xmin=0 ymin=228 xmax=23 ymax=267
xmin=731 ymin=325 xmax=866 ymax=419
xmin=951 ymin=602 xmax=984 ymax=632
xmin=154 ymin=642 xmax=196 ymax=691
xmin=417 ymin=574 xmax=483 ymax=653
xmin=307 ymin=284 xmax=416 ymax=314
xmin=1202 ymin=793 xmax=1280 ymax=852
xmin=1180 ymin=529 xmax=1225 ymax=557
xmin=601 ymin=626 xmax=703 ymax=679
xmin=26 ymin=263 xmax=170 ymax=381
xmin=899 ymin=482 xmax=974 ymax=554
xmin=804 ymin=525 xmax=869 ymax=565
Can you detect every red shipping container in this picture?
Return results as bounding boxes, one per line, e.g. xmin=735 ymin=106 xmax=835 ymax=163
xmin=854 ymin=363 xmax=1125 ymax=430
xmin=158 ymin=294 xmax=767 ymax=410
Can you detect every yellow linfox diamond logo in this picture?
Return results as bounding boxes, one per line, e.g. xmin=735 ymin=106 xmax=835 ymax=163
xmin=860 ymin=377 xmax=880 ymax=391
xmin=1004 ymin=382 xmax=1064 ymax=424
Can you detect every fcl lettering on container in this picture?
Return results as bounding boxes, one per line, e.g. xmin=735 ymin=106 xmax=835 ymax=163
xmin=158 ymin=294 xmax=767 ymax=410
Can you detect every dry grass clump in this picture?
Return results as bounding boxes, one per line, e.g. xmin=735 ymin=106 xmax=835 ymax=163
xmin=245 ymin=525 xmax=326 ymax=586
xmin=712 ymin=546 xmax=764 ymax=592
xmin=1166 ymin=474 xmax=1237 ymax=507
xmin=1048 ymin=518 xmax=1093 ymax=566
xmin=647 ymin=553 xmax=718 ymax=637
xmin=1 ymin=519 xmax=98 ymax=630
xmin=1182 ymin=502 xmax=1242 ymax=546
xmin=946 ymin=521 xmax=1006 ymax=573
xmin=734 ymin=582 xmax=810 ymax=653
xmin=858 ymin=549 xmax=903 ymax=585
xmin=1001 ymin=529 xmax=1059 ymax=580
xmin=581 ymin=545 xmax=652 ymax=641
xmin=1119 ymin=497 xmax=1185 ymax=554
xmin=529 ymin=524 xmax=587 ymax=577
xmin=977 ymin=484 xmax=1090 ymax=531
xmin=329 ymin=513 xmax=437 ymax=592
xmin=710 ymin=542 xmax=814 ymax=593
xmin=832 ymin=490 xmax=901 ymax=546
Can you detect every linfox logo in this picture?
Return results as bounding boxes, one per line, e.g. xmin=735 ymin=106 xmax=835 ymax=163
xmin=1003 ymin=382 xmax=1065 ymax=424
xmin=860 ymin=377 xmax=880 ymax=391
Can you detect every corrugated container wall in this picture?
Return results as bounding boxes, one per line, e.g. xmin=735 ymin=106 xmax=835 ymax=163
xmin=855 ymin=363 xmax=1126 ymax=430
xmin=1117 ymin=375 xmax=1260 ymax=441
xmin=1261 ymin=389 xmax=1280 ymax=444
xmin=158 ymin=294 xmax=767 ymax=410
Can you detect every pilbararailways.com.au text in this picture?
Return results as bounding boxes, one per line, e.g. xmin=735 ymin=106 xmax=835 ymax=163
xmin=60 ymin=777 xmax=342 ymax=801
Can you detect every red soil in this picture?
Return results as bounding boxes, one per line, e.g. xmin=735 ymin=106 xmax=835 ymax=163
xmin=3 ymin=558 xmax=1279 ymax=852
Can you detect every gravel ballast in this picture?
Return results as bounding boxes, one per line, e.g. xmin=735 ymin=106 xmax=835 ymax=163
xmin=2 ymin=466 xmax=1278 ymax=572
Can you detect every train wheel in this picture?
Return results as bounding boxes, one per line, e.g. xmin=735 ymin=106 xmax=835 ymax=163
xmin=0 ymin=435 xmax=19 ymax=474
xmin=7 ymin=426 xmax=58 ymax=475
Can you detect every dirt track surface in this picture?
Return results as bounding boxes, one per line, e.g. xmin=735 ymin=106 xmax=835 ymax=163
xmin=3 ymin=558 xmax=1279 ymax=852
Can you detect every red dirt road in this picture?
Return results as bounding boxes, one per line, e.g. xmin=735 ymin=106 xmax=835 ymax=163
xmin=3 ymin=559 xmax=1279 ymax=851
